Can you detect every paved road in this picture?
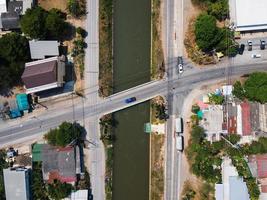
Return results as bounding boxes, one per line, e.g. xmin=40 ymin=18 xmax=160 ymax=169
xmin=85 ymin=0 xmax=105 ymax=199
xmin=0 ymin=63 xmax=266 ymax=144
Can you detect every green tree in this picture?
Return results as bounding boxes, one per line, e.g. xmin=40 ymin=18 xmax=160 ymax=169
xmin=44 ymin=122 xmax=83 ymax=147
xmin=232 ymin=81 xmax=245 ymax=100
xmin=48 ymin=179 xmax=72 ymax=200
xmin=191 ymin=125 xmax=205 ymax=144
xmin=20 ymin=7 xmax=48 ymax=39
xmin=209 ymin=93 xmax=224 ymax=104
xmin=207 ymin=0 xmax=229 ymax=21
xmin=32 ymin=162 xmax=49 ymax=200
xmin=76 ymin=27 xmax=87 ymax=38
xmin=0 ymin=33 xmax=30 ymax=89
xmin=45 ymin=9 xmax=67 ymax=39
xmin=194 ymin=13 xmax=222 ymax=52
xmin=191 ymin=104 xmax=200 ymax=114
xmin=244 ymin=72 xmax=267 ymax=103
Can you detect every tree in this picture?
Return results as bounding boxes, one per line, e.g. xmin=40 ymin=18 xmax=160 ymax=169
xmin=191 ymin=104 xmax=200 ymax=114
xmin=191 ymin=125 xmax=205 ymax=144
xmin=209 ymin=93 xmax=224 ymax=105
xmin=48 ymin=179 xmax=72 ymax=200
xmin=244 ymin=72 xmax=267 ymax=103
xmin=0 ymin=33 xmax=30 ymax=89
xmin=32 ymin=162 xmax=49 ymax=200
xmin=207 ymin=0 xmax=229 ymax=21
xmin=44 ymin=122 xmax=83 ymax=147
xmin=232 ymin=81 xmax=245 ymax=100
xmin=67 ymin=0 xmax=86 ymax=18
xmin=45 ymin=9 xmax=67 ymax=39
xmin=76 ymin=27 xmax=87 ymax=38
xmin=20 ymin=7 xmax=48 ymax=39
xmin=194 ymin=13 xmax=222 ymax=52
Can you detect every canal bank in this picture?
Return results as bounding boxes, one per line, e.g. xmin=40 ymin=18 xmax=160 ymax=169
xmin=112 ymin=0 xmax=151 ymax=200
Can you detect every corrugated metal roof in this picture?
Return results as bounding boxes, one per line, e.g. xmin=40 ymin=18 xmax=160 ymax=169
xmin=1 ymin=12 xmax=20 ymax=30
xmin=241 ymin=102 xmax=251 ymax=136
xmin=0 ymin=0 xmax=7 ymax=14
xmin=235 ymin=0 xmax=267 ymax=31
xmin=32 ymin=143 xmax=43 ymax=162
xmin=3 ymin=168 xmax=30 ymax=200
xmin=29 ymin=40 xmax=59 ymax=59
xmin=22 ymin=58 xmax=57 ymax=89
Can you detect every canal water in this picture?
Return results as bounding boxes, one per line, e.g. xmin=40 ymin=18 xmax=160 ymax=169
xmin=112 ymin=0 xmax=151 ymax=199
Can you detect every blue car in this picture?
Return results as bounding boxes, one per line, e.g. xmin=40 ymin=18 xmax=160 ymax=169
xmin=125 ymin=97 xmax=136 ymax=103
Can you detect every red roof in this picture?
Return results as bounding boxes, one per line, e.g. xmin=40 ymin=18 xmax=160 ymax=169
xmin=256 ymin=154 xmax=267 ymax=178
xmin=228 ymin=116 xmax=237 ymax=134
xmin=48 ymin=170 xmax=77 ymax=184
xmin=262 ymin=185 xmax=267 ymax=193
xmin=241 ymin=102 xmax=251 ymax=136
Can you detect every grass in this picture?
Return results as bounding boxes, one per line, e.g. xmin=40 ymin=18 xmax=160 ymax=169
xmin=151 ymin=0 xmax=165 ymax=80
xmin=151 ymin=96 xmax=166 ymax=124
xmin=38 ymin=0 xmax=67 ymax=12
xmin=150 ymin=134 xmax=165 ymax=200
xmin=99 ymin=0 xmax=113 ymax=97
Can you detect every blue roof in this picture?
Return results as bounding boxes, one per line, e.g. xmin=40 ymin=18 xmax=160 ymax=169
xmin=16 ymin=94 xmax=29 ymax=111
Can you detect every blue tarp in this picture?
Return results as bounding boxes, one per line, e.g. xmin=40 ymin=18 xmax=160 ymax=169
xmin=10 ymin=109 xmax=21 ymax=118
xmin=16 ymin=93 xmax=29 ymax=111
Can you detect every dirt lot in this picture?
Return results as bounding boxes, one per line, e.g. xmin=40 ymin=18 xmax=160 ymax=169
xmin=38 ymin=0 xmax=68 ymax=12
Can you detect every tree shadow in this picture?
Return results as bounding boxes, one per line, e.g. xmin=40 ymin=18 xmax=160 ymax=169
xmin=0 ymin=87 xmax=14 ymax=97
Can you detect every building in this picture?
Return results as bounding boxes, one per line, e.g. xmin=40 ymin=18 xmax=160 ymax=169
xmin=3 ymin=167 xmax=31 ymax=200
xmin=259 ymin=104 xmax=267 ymax=132
xmin=241 ymin=102 xmax=252 ymax=136
xmin=21 ymin=56 xmax=65 ymax=94
xmin=32 ymin=144 xmax=81 ymax=184
xmin=0 ymin=0 xmax=33 ymax=30
xmin=215 ymin=157 xmax=250 ymax=200
xmin=29 ymin=40 xmax=60 ymax=59
xmin=230 ymin=0 xmax=267 ymax=32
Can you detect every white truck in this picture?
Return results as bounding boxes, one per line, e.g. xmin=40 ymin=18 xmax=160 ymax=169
xmin=175 ymin=117 xmax=183 ymax=133
xmin=176 ymin=135 xmax=184 ymax=151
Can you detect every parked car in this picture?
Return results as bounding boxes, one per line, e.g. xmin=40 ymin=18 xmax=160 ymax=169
xmin=251 ymin=54 xmax=261 ymax=58
xmin=260 ymin=40 xmax=265 ymax=50
xmin=238 ymin=44 xmax=245 ymax=55
xmin=177 ymin=56 xmax=183 ymax=74
xmin=247 ymin=40 xmax=252 ymax=51
xmin=125 ymin=97 xmax=136 ymax=103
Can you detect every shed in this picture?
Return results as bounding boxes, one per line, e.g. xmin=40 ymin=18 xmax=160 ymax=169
xmin=29 ymin=40 xmax=59 ymax=59
xmin=16 ymin=93 xmax=29 ymax=111
xmin=1 ymin=12 xmax=19 ymax=30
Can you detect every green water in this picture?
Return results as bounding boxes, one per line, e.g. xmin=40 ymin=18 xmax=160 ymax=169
xmin=112 ymin=0 xmax=151 ymax=199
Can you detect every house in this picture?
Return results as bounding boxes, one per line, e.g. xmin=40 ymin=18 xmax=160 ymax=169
xmin=215 ymin=157 xmax=250 ymax=200
xmin=29 ymin=40 xmax=60 ymax=59
xmin=259 ymin=104 xmax=267 ymax=132
xmin=21 ymin=56 xmax=65 ymax=94
xmin=0 ymin=0 xmax=33 ymax=30
xmin=230 ymin=0 xmax=267 ymax=32
xmin=32 ymin=144 xmax=81 ymax=185
xmin=3 ymin=167 xmax=31 ymax=200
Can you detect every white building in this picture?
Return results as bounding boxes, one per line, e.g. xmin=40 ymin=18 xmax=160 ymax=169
xmin=230 ymin=0 xmax=267 ymax=31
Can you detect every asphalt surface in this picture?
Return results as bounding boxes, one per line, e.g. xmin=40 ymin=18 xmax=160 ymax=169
xmin=0 ymin=63 xmax=266 ymax=145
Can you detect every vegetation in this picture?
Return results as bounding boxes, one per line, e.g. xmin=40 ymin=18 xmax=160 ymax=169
xmin=47 ymin=179 xmax=73 ymax=200
xmin=233 ymin=72 xmax=267 ymax=103
xmin=32 ymin=162 xmax=49 ymax=200
xmin=186 ymin=125 xmax=222 ymax=183
xmin=195 ymin=13 xmax=222 ymax=52
xmin=99 ymin=0 xmax=113 ymax=97
xmin=21 ymin=7 xmax=67 ymax=40
xmin=67 ymin=0 xmax=86 ymax=18
xmin=151 ymin=134 xmax=164 ymax=200
xmin=151 ymin=0 xmax=164 ymax=80
xmin=0 ymin=150 xmax=8 ymax=200
xmin=44 ymin=122 xmax=83 ymax=147
xmin=191 ymin=104 xmax=200 ymax=114
xmin=0 ymin=33 xmax=30 ymax=90
xmin=207 ymin=0 xmax=229 ymax=21
xmin=99 ymin=114 xmax=115 ymax=200
xmin=209 ymin=93 xmax=224 ymax=105
xmin=181 ymin=183 xmax=196 ymax=200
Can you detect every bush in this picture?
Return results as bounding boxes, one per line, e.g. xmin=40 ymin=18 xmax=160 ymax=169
xmin=194 ymin=13 xmax=222 ymax=52
xmin=207 ymin=0 xmax=229 ymax=21
xmin=48 ymin=179 xmax=72 ymax=200
xmin=67 ymin=0 xmax=86 ymax=18
xmin=191 ymin=104 xmax=200 ymax=114
xmin=76 ymin=27 xmax=87 ymax=38
xmin=209 ymin=93 xmax=224 ymax=105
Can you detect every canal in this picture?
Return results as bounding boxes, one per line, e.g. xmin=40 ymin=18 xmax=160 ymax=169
xmin=112 ymin=0 xmax=151 ymax=199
